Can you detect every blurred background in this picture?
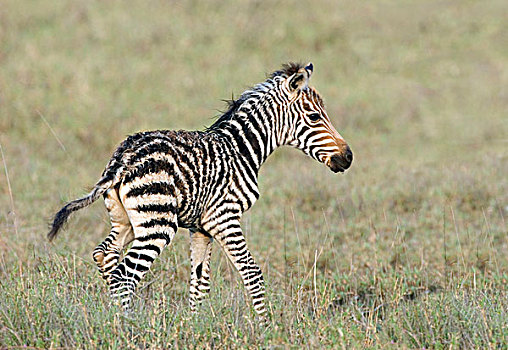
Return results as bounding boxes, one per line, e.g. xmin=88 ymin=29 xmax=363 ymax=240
xmin=0 ymin=0 xmax=506 ymax=347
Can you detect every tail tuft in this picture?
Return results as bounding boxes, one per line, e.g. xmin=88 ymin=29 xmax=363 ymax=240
xmin=48 ymin=142 xmax=127 ymax=241
xmin=48 ymin=203 xmax=74 ymax=241
xmin=47 ymin=180 xmax=113 ymax=241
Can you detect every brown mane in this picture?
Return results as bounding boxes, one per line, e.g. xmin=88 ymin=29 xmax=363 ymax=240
xmin=207 ymin=62 xmax=304 ymax=131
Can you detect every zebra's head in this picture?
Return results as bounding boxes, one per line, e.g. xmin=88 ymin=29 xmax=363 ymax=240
xmin=278 ymin=63 xmax=353 ymax=173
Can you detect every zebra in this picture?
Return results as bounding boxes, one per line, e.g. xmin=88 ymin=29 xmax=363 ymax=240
xmin=48 ymin=62 xmax=353 ymax=322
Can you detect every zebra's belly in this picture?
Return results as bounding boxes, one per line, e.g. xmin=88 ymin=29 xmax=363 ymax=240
xmin=176 ymin=209 xmax=203 ymax=230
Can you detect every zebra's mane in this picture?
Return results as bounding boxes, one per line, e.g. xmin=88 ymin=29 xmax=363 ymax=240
xmin=207 ymin=62 xmax=305 ymax=131
xmin=269 ymin=62 xmax=305 ymax=79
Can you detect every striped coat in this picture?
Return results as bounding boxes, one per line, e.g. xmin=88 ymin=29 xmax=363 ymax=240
xmin=48 ymin=62 xmax=353 ymax=322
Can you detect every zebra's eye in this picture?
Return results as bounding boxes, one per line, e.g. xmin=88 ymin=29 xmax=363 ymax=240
xmin=308 ymin=113 xmax=321 ymax=123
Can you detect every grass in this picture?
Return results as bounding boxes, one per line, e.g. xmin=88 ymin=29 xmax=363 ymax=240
xmin=1 ymin=0 xmax=507 ymax=348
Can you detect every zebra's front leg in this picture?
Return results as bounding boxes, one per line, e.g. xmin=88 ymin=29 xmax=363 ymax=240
xmin=189 ymin=230 xmax=213 ymax=312
xmin=211 ymin=219 xmax=267 ymax=322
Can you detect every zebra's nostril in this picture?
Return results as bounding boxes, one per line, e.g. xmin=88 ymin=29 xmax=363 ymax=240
xmin=329 ymin=147 xmax=353 ymax=173
xmin=345 ymin=146 xmax=353 ymax=163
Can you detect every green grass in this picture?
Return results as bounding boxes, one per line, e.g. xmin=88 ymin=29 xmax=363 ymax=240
xmin=1 ymin=0 xmax=507 ymax=348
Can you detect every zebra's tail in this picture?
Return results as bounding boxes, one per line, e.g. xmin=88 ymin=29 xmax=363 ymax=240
xmin=47 ymin=176 xmax=116 ymax=241
xmin=48 ymin=132 xmax=145 ymax=241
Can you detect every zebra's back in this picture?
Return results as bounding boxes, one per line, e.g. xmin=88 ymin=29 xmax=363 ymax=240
xmin=110 ymin=129 xmax=235 ymax=230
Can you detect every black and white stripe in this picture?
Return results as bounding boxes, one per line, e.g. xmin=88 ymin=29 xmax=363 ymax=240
xmin=48 ymin=62 xmax=353 ymax=321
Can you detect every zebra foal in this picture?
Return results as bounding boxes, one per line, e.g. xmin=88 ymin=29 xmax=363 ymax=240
xmin=48 ymin=62 xmax=353 ymax=321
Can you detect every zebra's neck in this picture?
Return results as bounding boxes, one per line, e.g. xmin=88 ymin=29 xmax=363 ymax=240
xmin=208 ymin=85 xmax=286 ymax=173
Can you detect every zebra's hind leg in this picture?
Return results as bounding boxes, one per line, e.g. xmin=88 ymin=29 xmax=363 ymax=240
xmin=189 ymin=230 xmax=213 ymax=312
xmin=92 ymin=188 xmax=134 ymax=282
xmin=108 ymin=194 xmax=178 ymax=310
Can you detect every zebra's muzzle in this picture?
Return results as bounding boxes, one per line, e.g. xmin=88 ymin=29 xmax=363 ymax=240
xmin=328 ymin=147 xmax=353 ymax=173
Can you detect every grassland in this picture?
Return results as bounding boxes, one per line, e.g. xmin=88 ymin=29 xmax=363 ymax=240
xmin=0 ymin=0 xmax=507 ymax=348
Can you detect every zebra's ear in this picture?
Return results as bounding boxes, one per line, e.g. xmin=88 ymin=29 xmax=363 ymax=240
xmin=289 ymin=63 xmax=313 ymax=92
xmin=305 ymin=62 xmax=314 ymax=74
